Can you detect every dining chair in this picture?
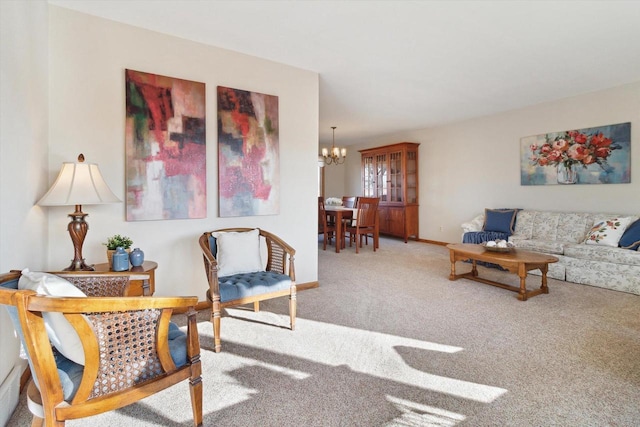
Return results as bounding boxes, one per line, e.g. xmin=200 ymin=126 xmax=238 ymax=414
xmin=318 ymin=197 xmax=336 ymax=250
xmin=344 ymin=197 xmax=380 ymax=253
xmin=340 ymin=196 xmax=358 ymax=229
xmin=342 ymin=196 xmax=356 ymax=208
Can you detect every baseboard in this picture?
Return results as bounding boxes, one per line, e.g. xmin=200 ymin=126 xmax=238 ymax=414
xmin=0 ymin=361 xmax=28 ymax=426
xmin=296 ymin=281 xmax=319 ymax=291
xmin=416 ymin=238 xmax=450 ymax=246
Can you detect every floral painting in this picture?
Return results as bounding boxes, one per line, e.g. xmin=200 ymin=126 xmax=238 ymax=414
xmin=125 ymin=69 xmax=206 ymax=220
xmin=520 ymin=122 xmax=631 ymax=185
xmin=217 ymin=86 xmax=279 ymax=217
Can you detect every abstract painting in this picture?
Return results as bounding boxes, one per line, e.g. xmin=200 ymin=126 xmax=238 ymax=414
xmin=125 ymin=69 xmax=206 ymax=220
xmin=217 ymin=86 xmax=279 ymax=217
xmin=520 ymin=122 xmax=631 ymax=185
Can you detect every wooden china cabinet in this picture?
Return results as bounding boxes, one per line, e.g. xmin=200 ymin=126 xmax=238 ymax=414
xmin=359 ymin=142 xmax=419 ymax=242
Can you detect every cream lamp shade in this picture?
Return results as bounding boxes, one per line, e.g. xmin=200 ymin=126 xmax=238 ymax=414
xmin=38 ymin=154 xmax=121 ymax=271
xmin=37 ymin=156 xmax=121 ymax=206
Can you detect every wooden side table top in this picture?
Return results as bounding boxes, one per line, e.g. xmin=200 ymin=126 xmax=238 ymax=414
xmin=60 ymin=261 xmax=158 ymax=296
xmin=92 ymin=260 xmax=158 ymax=274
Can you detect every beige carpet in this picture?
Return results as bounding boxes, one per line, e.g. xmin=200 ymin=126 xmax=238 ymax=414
xmin=7 ymin=237 xmax=640 ymax=426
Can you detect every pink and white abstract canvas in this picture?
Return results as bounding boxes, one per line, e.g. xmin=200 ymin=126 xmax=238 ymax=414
xmin=125 ymin=69 xmax=206 ymax=220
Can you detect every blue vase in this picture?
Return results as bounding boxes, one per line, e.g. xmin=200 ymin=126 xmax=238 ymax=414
xmin=129 ymin=248 xmax=145 ymax=267
xmin=112 ymin=247 xmax=130 ymax=271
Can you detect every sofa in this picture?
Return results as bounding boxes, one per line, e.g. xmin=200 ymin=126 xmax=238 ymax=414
xmin=462 ymin=209 xmax=640 ymax=295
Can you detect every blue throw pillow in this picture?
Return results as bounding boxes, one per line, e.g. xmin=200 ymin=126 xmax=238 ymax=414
xmin=619 ymin=218 xmax=640 ymax=250
xmin=483 ymin=208 xmax=518 ymax=234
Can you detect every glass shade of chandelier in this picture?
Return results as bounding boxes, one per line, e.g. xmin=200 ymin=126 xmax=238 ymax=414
xmin=322 ymin=126 xmax=346 ymax=165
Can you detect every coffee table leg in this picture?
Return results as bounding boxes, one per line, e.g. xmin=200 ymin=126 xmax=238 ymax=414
xmin=518 ymin=264 xmax=528 ymax=301
xmin=540 ymin=264 xmax=550 ymax=294
xmin=449 ymin=252 xmax=457 ymax=280
xmin=471 ymin=260 xmax=478 ymax=277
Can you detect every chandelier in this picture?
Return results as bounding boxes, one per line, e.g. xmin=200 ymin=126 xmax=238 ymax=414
xmin=322 ymin=126 xmax=346 ymax=165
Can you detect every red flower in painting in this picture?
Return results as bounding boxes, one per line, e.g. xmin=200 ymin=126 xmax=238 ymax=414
xmin=590 ymin=133 xmax=612 ymax=147
xmin=530 ymin=129 xmax=621 ymax=170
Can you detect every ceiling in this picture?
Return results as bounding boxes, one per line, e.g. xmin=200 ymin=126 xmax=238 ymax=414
xmin=49 ymin=1 xmax=640 ymax=145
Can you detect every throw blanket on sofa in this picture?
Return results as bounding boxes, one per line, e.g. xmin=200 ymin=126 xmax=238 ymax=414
xmin=462 ymin=231 xmax=510 ymax=270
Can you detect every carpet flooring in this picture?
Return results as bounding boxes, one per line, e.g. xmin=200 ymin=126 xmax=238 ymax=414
xmin=7 ymin=237 xmax=640 ymax=426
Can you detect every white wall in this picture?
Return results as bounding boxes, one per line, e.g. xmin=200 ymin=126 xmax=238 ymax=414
xmin=346 ymin=82 xmax=640 ymax=243
xmin=48 ymin=6 xmax=319 ymax=299
xmin=0 ymin=1 xmax=49 ymax=423
xmin=321 ymin=160 xmax=347 ymax=199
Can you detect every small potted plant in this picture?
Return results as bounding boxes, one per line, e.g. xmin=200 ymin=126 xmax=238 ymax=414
xmin=104 ymin=234 xmax=133 ymax=268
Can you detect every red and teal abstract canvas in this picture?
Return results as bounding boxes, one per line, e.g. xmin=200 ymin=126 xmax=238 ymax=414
xmin=125 ymin=69 xmax=206 ymax=220
xmin=217 ymin=86 xmax=279 ymax=217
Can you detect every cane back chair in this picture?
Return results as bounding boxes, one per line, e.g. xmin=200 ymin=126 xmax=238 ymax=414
xmin=0 ymin=270 xmax=203 ymax=427
xmin=199 ymin=227 xmax=296 ymax=353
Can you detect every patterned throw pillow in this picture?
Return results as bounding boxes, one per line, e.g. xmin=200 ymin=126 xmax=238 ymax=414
xmin=584 ymin=216 xmax=636 ymax=247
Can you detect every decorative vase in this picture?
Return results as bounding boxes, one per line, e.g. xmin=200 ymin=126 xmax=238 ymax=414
xmin=557 ymin=162 xmax=577 ymax=184
xmin=112 ymin=247 xmax=130 ymax=272
xmin=129 ymin=248 xmax=145 ymax=267
xmin=107 ymin=248 xmax=130 ymax=269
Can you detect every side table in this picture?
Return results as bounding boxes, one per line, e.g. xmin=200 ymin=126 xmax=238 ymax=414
xmin=89 ymin=261 xmax=158 ymax=296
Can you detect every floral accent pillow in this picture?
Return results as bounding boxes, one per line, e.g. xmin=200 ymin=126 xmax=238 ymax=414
xmin=584 ymin=216 xmax=636 ymax=247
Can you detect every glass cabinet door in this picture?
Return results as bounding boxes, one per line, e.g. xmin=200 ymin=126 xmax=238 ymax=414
xmin=406 ymin=149 xmax=417 ymax=204
xmin=375 ymin=153 xmax=387 ymax=201
xmin=388 ymin=150 xmax=403 ymax=202
xmin=362 ymin=155 xmax=375 ymax=197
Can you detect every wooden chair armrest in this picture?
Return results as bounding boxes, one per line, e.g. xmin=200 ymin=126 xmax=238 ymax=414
xmin=27 ymin=295 xmax=198 ymax=313
xmin=198 ymin=233 xmax=218 ymax=266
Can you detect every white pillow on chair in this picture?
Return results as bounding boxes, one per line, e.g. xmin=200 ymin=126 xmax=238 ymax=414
xmin=214 ymin=229 xmax=264 ymax=277
xmin=18 ymin=269 xmax=87 ymax=365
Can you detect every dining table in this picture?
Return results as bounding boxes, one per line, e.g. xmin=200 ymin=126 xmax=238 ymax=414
xmin=324 ymin=205 xmax=357 ymax=253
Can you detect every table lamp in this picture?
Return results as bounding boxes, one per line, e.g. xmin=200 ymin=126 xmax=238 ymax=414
xmin=37 ymin=154 xmax=121 ymax=271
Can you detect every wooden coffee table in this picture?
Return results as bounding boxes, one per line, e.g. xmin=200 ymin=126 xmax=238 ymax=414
xmin=446 ymin=243 xmax=558 ymax=301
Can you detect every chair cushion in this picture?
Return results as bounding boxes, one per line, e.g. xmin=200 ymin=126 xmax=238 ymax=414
xmin=168 ymin=321 xmax=188 ymax=367
xmin=213 ymin=229 xmax=263 ymax=277
xmin=219 ymin=271 xmax=291 ymax=302
xmin=53 ymin=350 xmax=84 ymax=401
xmin=18 ymin=269 xmax=87 ymax=365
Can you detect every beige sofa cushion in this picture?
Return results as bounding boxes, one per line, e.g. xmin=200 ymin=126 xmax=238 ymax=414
xmin=531 ymin=211 xmax=560 ymax=241
xmin=512 ymin=210 xmax=535 ymax=239
xmin=557 ymin=213 xmax=594 ymax=243
xmin=509 ymin=236 xmax=566 ymax=255
xmin=564 ymin=243 xmax=640 ymax=266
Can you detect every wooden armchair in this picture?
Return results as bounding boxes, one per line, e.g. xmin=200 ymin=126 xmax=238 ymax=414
xmin=199 ymin=228 xmax=296 ymax=353
xmin=0 ymin=270 xmax=202 ymax=427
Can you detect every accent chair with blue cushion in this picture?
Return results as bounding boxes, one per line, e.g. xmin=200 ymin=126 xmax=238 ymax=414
xmin=199 ymin=227 xmax=297 ymax=353
xmin=0 ymin=270 xmax=203 ymax=426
